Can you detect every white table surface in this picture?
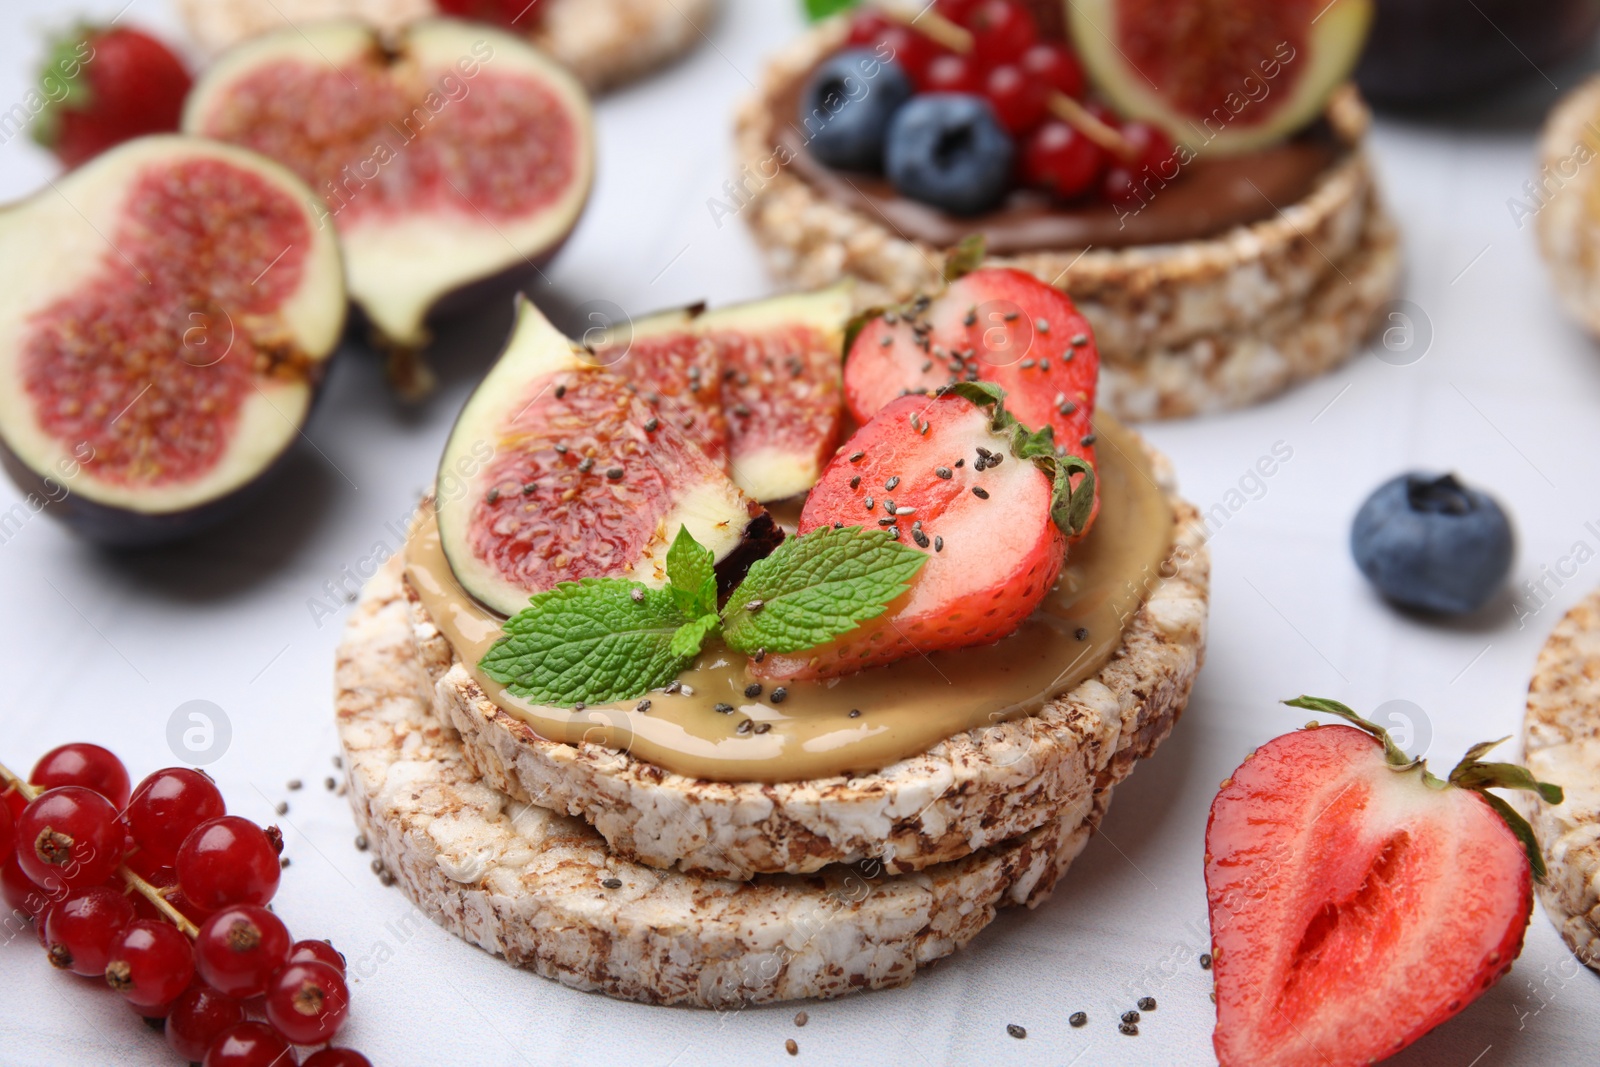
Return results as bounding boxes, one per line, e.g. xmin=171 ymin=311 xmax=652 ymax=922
xmin=1 ymin=1 xmax=1598 ymax=1064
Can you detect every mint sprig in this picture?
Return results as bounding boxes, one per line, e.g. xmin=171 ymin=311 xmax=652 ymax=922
xmin=942 ymin=381 xmax=1096 ymax=538
xmin=479 ymin=525 xmax=927 ymax=708
xmin=479 ymin=580 xmax=694 ymax=706
xmin=721 ymin=525 xmax=926 ymax=655
xmin=1284 ymin=696 xmax=1565 ymax=883
xmin=802 ymin=0 xmax=860 ymax=21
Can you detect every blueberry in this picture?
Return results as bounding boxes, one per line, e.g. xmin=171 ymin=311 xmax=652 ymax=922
xmin=1351 ymin=472 xmax=1514 ymax=615
xmin=798 ymin=48 xmax=914 ymax=172
xmin=885 ymin=93 xmax=1015 ymax=216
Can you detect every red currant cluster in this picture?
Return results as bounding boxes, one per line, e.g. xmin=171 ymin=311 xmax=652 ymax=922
xmin=2 ymin=743 xmax=369 ymax=1067
xmin=844 ymin=0 xmax=1179 ymax=203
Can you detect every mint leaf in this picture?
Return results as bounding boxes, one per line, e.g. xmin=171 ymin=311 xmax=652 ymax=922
xmin=671 ymin=613 xmax=720 ymax=659
xmin=666 ymin=525 xmax=717 ymax=618
xmin=721 ymin=526 xmax=926 ymax=655
xmin=942 ymin=381 xmax=1097 ymax=538
xmin=803 ymin=0 xmax=859 ymax=21
xmin=480 ymin=579 xmax=695 ymax=706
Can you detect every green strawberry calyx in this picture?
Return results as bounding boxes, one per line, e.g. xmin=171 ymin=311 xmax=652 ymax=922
xmin=1284 ymin=695 xmax=1564 ymax=883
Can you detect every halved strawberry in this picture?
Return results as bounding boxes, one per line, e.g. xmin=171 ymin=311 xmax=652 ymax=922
xmin=753 ymin=383 xmax=1092 ymax=681
xmin=1206 ymin=698 xmax=1564 ymax=1067
xmin=843 ymin=264 xmax=1100 ymax=535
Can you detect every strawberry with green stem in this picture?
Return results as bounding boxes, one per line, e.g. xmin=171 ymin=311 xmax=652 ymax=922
xmin=32 ymin=25 xmax=191 ymax=169
xmin=1206 ymin=697 xmax=1564 ymax=1067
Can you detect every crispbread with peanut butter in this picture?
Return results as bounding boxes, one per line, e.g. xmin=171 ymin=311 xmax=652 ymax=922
xmin=336 ymin=549 xmax=1113 ymax=1007
xmin=406 ymin=427 xmax=1207 ymax=880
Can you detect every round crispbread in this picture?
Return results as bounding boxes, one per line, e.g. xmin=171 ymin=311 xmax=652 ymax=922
xmin=422 ymin=435 xmax=1207 ymax=880
xmin=337 ymin=551 xmax=1114 ymax=1007
xmin=172 ymin=0 xmax=717 ymax=92
xmin=1523 ymin=591 xmax=1600 ymax=973
xmin=732 ymin=20 xmax=1402 ymax=420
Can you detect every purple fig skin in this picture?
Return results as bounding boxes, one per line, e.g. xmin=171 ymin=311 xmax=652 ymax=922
xmin=715 ymin=513 xmax=786 ymax=596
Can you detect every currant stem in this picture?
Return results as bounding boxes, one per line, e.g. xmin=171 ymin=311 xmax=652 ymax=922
xmin=0 ymin=758 xmax=199 ymax=939
xmin=879 ymin=1 xmax=1139 ymax=159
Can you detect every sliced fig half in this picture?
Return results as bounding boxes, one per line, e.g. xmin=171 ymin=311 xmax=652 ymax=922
xmin=1067 ymin=0 xmax=1373 ymax=155
xmin=589 ymin=286 xmax=851 ymax=503
xmin=436 ymin=297 xmax=780 ymax=617
xmin=0 ymin=135 xmax=345 ymax=546
xmin=184 ymin=18 xmax=595 ymax=374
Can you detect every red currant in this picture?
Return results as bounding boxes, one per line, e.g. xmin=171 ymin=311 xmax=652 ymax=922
xmin=1121 ymin=120 xmax=1180 ymax=178
xmin=30 ymin=744 xmax=131 ymax=809
xmin=845 ymin=10 xmax=894 ymax=46
xmin=15 ymin=786 xmax=125 ymax=892
xmin=965 ymin=0 xmax=1037 ymax=69
xmin=2 ymin=785 xmax=26 ymax=821
xmin=983 ymin=63 xmax=1048 ymax=134
xmin=1021 ymin=120 xmax=1107 ymax=200
xmin=921 ymin=53 xmax=982 ymax=95
xmin=304 ymin=1051 xmax=373 ymax=1067
xmin=105 ymin=919 xmax=195 ymax=1011
xmin=196 ymin=904 xmax=292 ymax=998
xmin=2 ymin=854 xmax=49 ymax=920
xmin=166 ymin=984 xmax=247 ymax=1063
xmin=177 ymin=817 xmax=281 ymax=910
xmin=872 ymin=25 xmax=943 ymax=85
xmin=127 ymin=768 xmax=226 ymax=867
xmin=288 ymin=938 xmax=346 ymax=974
xmin=265 ymin=960 xmax=351 ymax=1045
xmin=203 ymin=1021 xmax=294 ymax=1067
xmin=1020 ymin=42 xmax=1085 ymax=98
xmin=44 ymin=885 xmax=135 ymax=976
xmin=1103 ymin=165 xmax=1144 ymax=204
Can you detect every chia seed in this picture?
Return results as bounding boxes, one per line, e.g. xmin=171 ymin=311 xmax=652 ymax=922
xmin=885 ymin=476 xmax=900 ymax=490
xmin=355 ymin=834 xmax=368 ymax=851
xmin=971 ymin=487 xmax=989 ymax=499
xmin=601 ymin=877 xmax=622 ymax=889
xmin=1004 ymin=311 xmax=1019 ymax=321
xmin=771 ymin=687 xmax=788 ymax=704
xmin=1200 ymin=953 xmax=1212 ymax=970
xmin=1035 ymin=319 xmax=1050 ymax=334
xmin=1119 ymin=1023 xmax=1139 ymax=1037
xmin=744 ymin=683 xmax=763 ymax=697
xmin=555 ymin=384 xmax=567 ymax=399
xmin=746 ymin=600 xmax=765 ymax=613
xmin=864 ymin=497 xmax=875 ymax=510
xmin=630 ymin=587 xmax=645 ymax=602
xmin=523 ymin=482 xmax=536 ymax=495
xmin=1138 ymin=997 xmax=1156 ymax=1011
xmin=714 ymin=703 xmax=734 ymax=714
xmin=664 ymin=681 xmax=682 ymax=695
xmin=878 ymin=517 xmax=895 ymax=526
xmin=963 ymin=309 xmax=976 ymax=327
xmin=578 ymin=457 xmax=594 ymax=473
xmin=848 ymin=709 xmax=861 ymax=718
xmin=1122 ymin=1010 xmax=1140 ymax=1025
xmin=1071 ymin=333 xmax=1088 ymax=346
xmin=324 ymin=777 xmax=336 ymax=791
xmin=755 ymin=722 xmax=772 ymax=734
xmin=912 ymin=529 xmax=930 ymax=548
xmin=486 ymin=488 xmax=499 ymax=504
xmin=555 ymin=444 xmax=568 ymax=454
xmin=275 ymin=801 xmax=288 ymax=816
xmin=935 ymin=467 xmax=952 ymax=479
xmin=635 ymin=699 xmax=652 ymax=713
xmin=1020 ymin=359 xmax=1034 ymax=369
xmin=1040 ymin=359 xmax=1050 ymax=372
xmin=1069 ymin=1012 xmax=1087 ymax=1028
xmin=1005 ymin=1024 xmax=1026 ymax=1039
xmin=736 ymin=719 xmax=753 ymax=735
xmin=934 ymin=536 xmax=944 ymax=552
xmin=850 ymin=475 xmax=861 ymax=489
xmin=644 ymin=417 xmax=659 ymax=432
xmin=954 ymin=458 xmax=964 ymax=467
xmin=1074 ymin=627 xmax=1089 ymax=640
xmin=1081 ymin=434 xmax=1097 ymax=447
xmin=850 ymin=451 xmax=864 ymax=462
xmin=880 ymin=334 xmax=893 ymax=347
xmin=287 ymin=779 xmax=302 ymax=791
xmin=794 ymin=1011 xmax=808 ymax=1027
xmin=573 ymin=702 xmax=585 ymax=712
